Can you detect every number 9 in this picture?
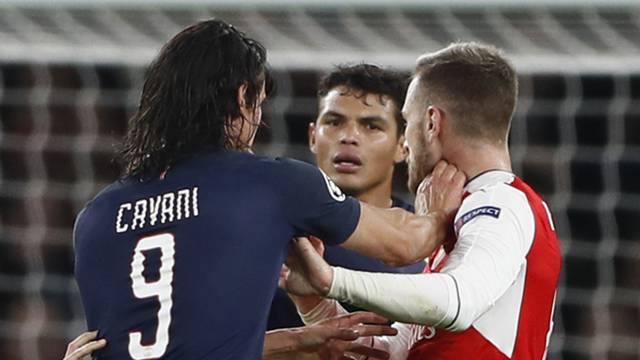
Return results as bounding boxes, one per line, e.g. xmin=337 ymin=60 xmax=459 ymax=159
xmin=129 ymin=233 xmax=175 ymax=359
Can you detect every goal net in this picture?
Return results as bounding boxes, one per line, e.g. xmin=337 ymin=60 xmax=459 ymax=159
xmin=0 ymin=1 xmax=638 ymax=359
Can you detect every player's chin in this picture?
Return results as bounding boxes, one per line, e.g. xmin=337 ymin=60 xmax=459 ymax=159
xmin=330 ymin=170 xmax=356 ymax=182
xmin=332 ymin=177 xmax=362 ymax=196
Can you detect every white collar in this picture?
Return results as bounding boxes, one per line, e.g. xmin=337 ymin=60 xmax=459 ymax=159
xmin=465 ymin=170 xmax=515 ymax=193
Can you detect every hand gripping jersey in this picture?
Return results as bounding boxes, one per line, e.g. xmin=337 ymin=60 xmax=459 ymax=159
xmin=73 ymin=151 xmax=360 ymax=360
xmin=267 ymin=198 xmax=423 ymax=330
xmin=407 ymin=170 xmax=561 ymax=360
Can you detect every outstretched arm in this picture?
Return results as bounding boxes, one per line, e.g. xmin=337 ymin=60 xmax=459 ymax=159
xmin=283 ymin=186 xmax=534 ymax=331
xmin=282 ymin=237 xmax=454 ymax=325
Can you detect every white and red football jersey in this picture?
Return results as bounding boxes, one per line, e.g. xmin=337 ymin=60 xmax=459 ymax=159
xmin=299 ymin=170 xmax=562 ymax=360
xmin=407 ymin=170 xmax=562 ymax=360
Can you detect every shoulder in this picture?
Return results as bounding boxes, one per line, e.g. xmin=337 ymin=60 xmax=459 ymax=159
xmin=455 ymin=181 xmax=534 ymax=236
xmin=73 ymin=181 xmax=124 ymax=245
xmin=185 ymin=151 xmax=318 ymax=187
xmin=266 ymin=156 xmax=320 ymax=174
xmin=249 ymin=155 xmax=323 ymax=186
xmin=80 ymin=180 xmax=127 ymax=213
xmin=225 ymin=152 xmax=319 ymax=177
xmin=463 ymin=181 xmax=529 ymax=212
xmin=270 ymin=157 xmax=348 ymax=202
xmin=211 ymin=153 xmax=347 ymax=202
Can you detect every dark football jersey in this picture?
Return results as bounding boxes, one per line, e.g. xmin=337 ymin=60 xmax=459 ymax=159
xmin=74 ymin=150 xmax=360 ymax=359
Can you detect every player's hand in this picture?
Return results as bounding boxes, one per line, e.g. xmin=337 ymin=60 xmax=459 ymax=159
xmin=282 ymin=236 xmax=330 ymax=313
xmin=292 ymin=312 xmax=397 ymax=360
xmin=63 ymin=331 xmax=106 ymax=360
xmin=281 ymin=237 xmax=333 ymax=297
xmin=305 ymin=311 xmax=398 ymax=359
xmin=421 ymin=160 xmax=466 ymax=224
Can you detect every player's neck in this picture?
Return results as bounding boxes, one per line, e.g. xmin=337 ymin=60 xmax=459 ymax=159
xmin=449 ymin=141 xmax=512 ymax=181
xmin=349 ymin=178 xmax=394 ymax=209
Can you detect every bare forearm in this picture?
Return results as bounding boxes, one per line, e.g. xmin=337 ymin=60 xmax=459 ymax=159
xmin=262 ymin=329 xmax=305 ymax=359
xmin=402 ymin=209 xmax=449 ymax=263
xmin=342 ymin=204 xmax=448 ymax=267
xmin=339 ymin=162 xmax=464 ymax=266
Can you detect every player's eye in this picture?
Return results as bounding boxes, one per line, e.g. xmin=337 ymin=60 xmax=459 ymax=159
xmin=324 ymin=118 xmax=341 ymax=126
xmin=363 ymin=121 xmax=383 ymax=131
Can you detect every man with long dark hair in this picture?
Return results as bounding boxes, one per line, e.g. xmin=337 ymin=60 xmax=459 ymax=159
xmin=73 ymin=19 xmax=465 ymax=359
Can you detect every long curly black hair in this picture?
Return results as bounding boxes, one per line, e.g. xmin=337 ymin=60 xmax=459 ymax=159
xmin=118 ymin=19 xmax=273 ymax=180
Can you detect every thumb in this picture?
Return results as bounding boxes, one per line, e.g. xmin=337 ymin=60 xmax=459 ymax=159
xmin=294 ymin=237 xmax=333 ymax=294
xmin=294 ymin=237 xmax=326 ymax=268
xmin=308 ymin=236 xmax=325 ymax=256
xmin=295 ymin=237 xmax=322 ymax=255
xmin=277 ymin=264 xmax=290 ymax=290
xmin=280 ymin=264 xmax=290 ymax=278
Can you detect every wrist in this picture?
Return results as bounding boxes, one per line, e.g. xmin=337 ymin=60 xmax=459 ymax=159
xmin=429 ymin=209 xmax=449 ymax=223
xmin=289 ymin=293 xmax=323 ymax=314
xmin=320 ymin=266 xmax=335 ymax=296
xmin=327 ymin=266 xmax=342 ymax=299
xmin=428 ymin=210 xmax=450 ymax=238
xmin=263 ymin=328 xmax=303 ymax=358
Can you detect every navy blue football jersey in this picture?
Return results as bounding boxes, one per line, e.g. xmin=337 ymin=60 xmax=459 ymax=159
xmin=73 ymin=151 xmax=360 ymax=359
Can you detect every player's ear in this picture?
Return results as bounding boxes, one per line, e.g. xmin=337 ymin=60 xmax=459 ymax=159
xmin=308 ymin=122 xmax=318 ymax=153
xmin=425 ymin=106 xmax=443 ymax=142
xmin=394 ymin=134 xmax=406 ymax=164
xmin=237 ymin=83 xmax=248 ymax=110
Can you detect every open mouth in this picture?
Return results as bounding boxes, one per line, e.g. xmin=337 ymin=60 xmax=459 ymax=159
xmin=332 ymin=153 xmax=363 ymax=173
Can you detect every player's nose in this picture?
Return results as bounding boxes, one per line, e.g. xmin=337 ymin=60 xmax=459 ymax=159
xmin=339 ymin=123 xmax=360 ymax=145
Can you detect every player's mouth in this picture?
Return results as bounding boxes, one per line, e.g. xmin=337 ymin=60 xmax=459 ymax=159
xmin=332 ymin=152 xmax=363 ymax=174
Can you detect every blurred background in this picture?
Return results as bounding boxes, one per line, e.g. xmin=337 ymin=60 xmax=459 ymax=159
xmin=0 ymin=0 xmax=638 ymax=359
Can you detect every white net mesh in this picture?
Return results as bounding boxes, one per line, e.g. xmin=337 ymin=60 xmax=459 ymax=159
xmin=0 ymin=3 xmax=638 ymax=360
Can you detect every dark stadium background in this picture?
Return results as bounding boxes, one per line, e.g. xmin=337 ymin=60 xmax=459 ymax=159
xmin=0 ymin=2 xmax=638 ymax=359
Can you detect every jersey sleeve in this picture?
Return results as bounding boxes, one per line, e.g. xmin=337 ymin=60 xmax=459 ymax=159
xmin=270 ymin=158 xmax=361 ymax=246
xmin=440 ymin=183 xmax=535 ymax=330
xmin=318 ymin=182 xmax=537 ymax=333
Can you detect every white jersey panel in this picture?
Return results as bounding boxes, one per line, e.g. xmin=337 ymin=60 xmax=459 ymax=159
xmin=441 ymin=171 xmax=535 ymax=354
xmin=473 ymin=259 xmax=527 ymax=357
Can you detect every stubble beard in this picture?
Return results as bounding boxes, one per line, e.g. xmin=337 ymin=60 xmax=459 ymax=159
xmin=408 ymin=155 xmax=428 ymax=195
xmin=407 ymin=131 xmax=431 ymax=195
